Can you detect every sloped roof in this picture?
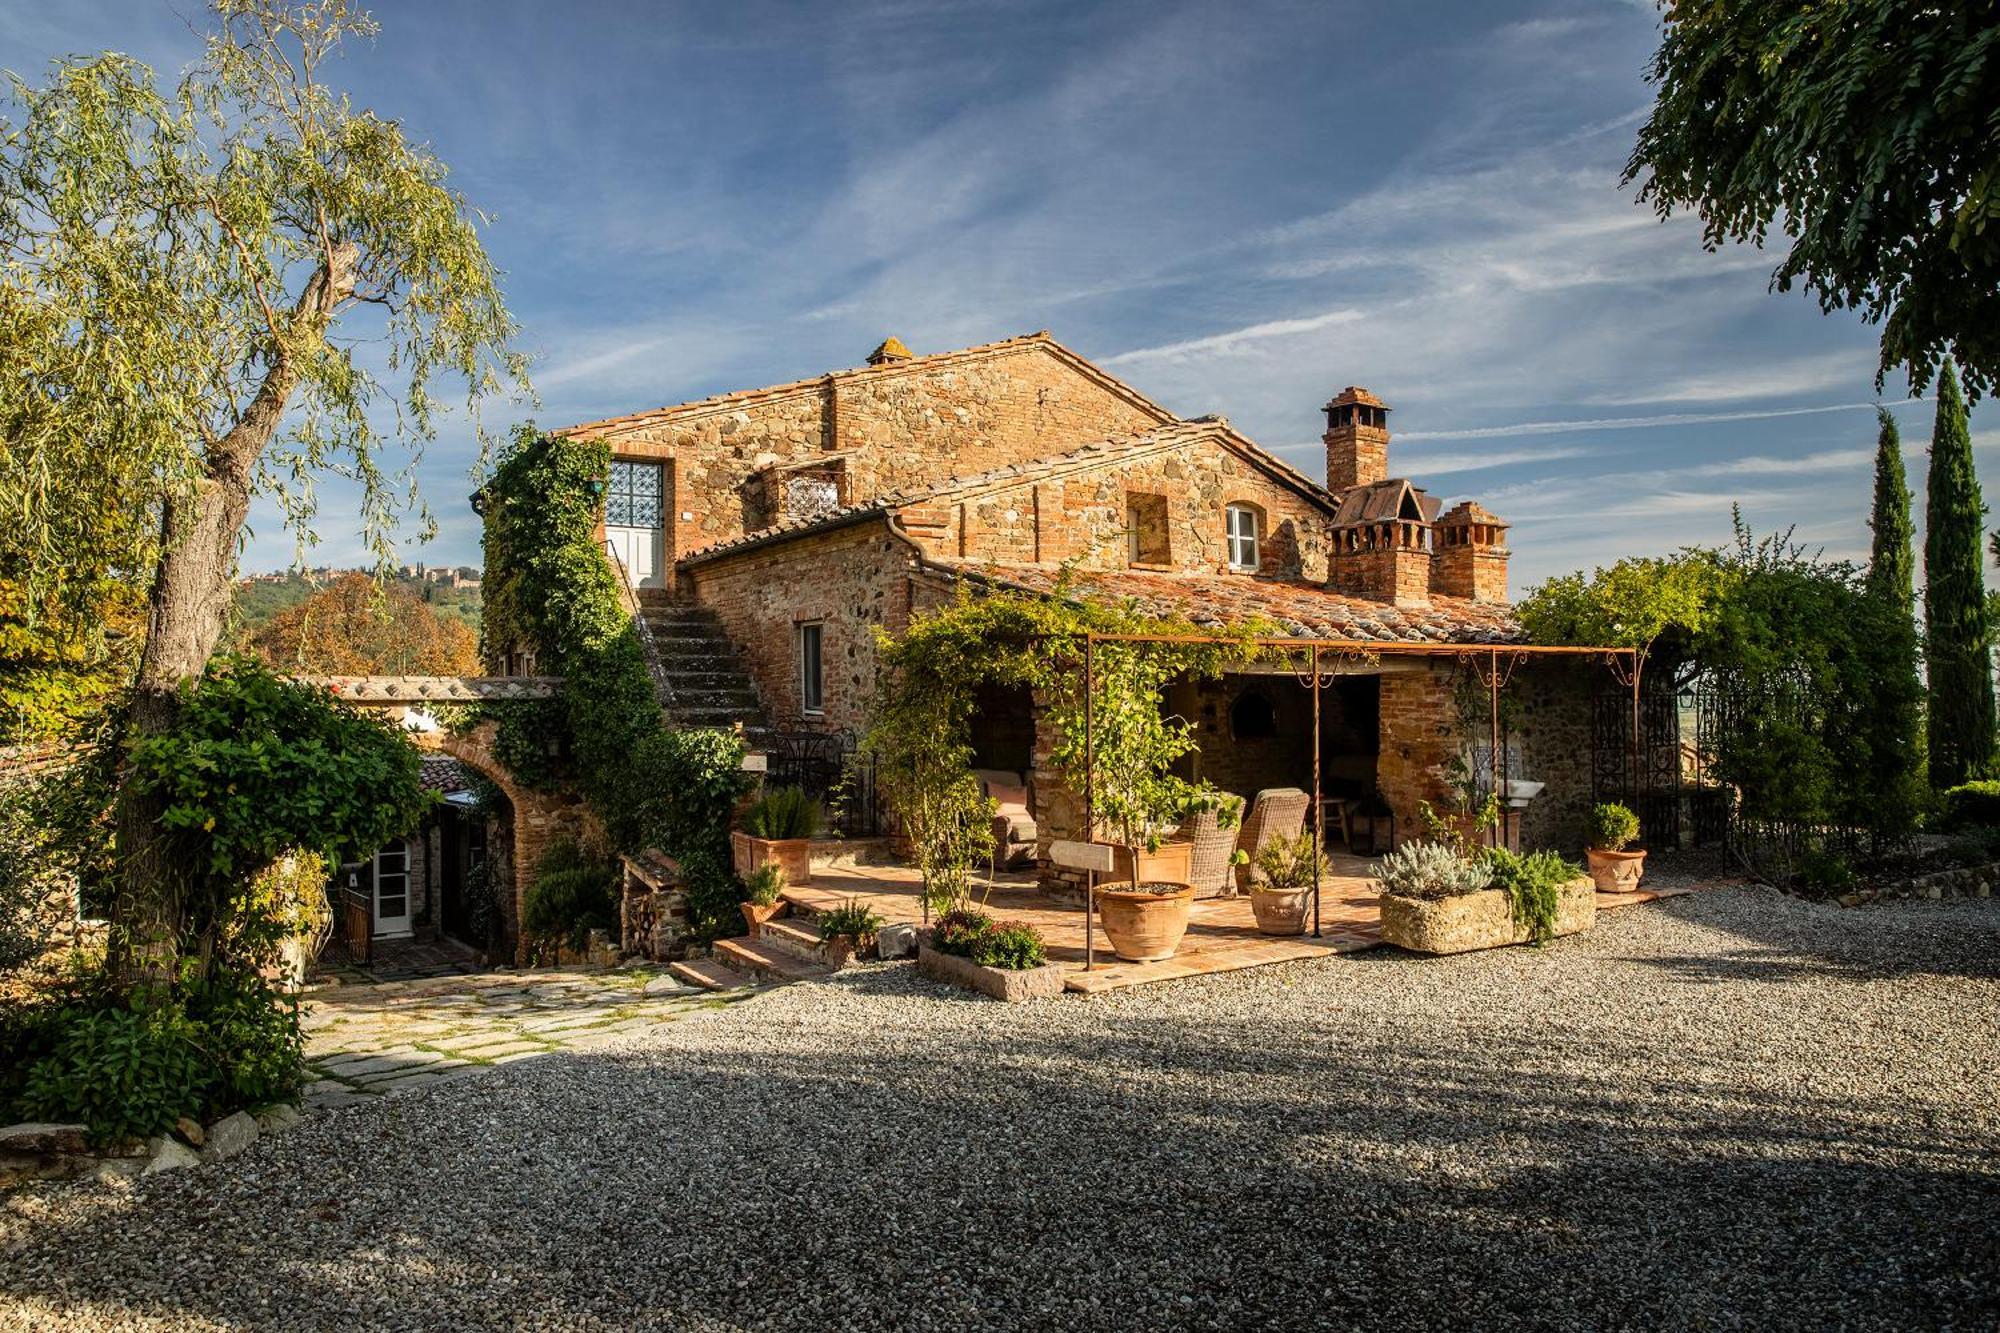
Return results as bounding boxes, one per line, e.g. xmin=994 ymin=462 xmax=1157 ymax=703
xmin=557 ymin=331 xmax=1175 ymax=439
xmin=419 ymin=755 xmax=473 ymax=795
xmin=675 ymin=418 xmax=1339 ymax=568
xmin=931 ymin=562 xmax=1519 ymax=645
xmin=1331 ymin=478 xmax=1441 ymax=527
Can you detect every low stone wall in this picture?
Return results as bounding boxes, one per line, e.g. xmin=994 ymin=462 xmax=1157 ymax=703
xmin=1837 ymin=860 xmax=1999 ymax=907
xmin=916 ymin=943 xmax=1068 ymax=1002
xmin=1 ymin=1105 xmax=300 ymax=1191
xmin=1379 ymin=877 xmax=1595 ymax=955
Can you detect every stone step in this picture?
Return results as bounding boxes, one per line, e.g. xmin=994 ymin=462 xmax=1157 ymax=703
xmin=665 ymin=669 xmax=759 ymax=686
xmin=676 ymin=700 xmax=760 ymax=720
xmin=712 ymin=936 xmax=833 ymax=983
xmin=642 ymin=605 xmax=722 ymax=622
xmin=757 ymin=918 xmax=828 ymax=965
xmin=667 ymin=958 xmax=754 ymax=992
xmin=672 ymin=689 xmax=762 ymax=710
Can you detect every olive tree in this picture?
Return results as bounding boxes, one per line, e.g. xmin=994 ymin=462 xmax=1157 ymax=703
xmin=0 ymin=0 xmax=528 ymax=979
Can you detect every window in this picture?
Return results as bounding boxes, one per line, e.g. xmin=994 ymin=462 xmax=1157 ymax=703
xmin=797 ymin=622 xmax=824 ymax=714
xmin=1226 ymin=504 xmax=1260 ymax=571
xmin=1126 ymin=493 xmax=1170 ymax=566
xmin=606 ymin=460 xmax=664 ymax=529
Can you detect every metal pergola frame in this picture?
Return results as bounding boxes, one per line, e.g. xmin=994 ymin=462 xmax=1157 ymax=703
xmin=1079 ymin=632 xmax=1639 ymax=971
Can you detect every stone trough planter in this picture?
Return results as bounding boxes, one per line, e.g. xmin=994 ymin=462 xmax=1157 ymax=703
xmin=917 ymin=943 xmax=1068 ymax=1002
xmin=1378 ymin=877 xmax=1596 ymax=955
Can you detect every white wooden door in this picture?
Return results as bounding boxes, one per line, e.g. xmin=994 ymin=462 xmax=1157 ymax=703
xmin=372 ymin=842 xmax=412 ymax=938
xmin=607 ymin=460 xmax=667 ymax=591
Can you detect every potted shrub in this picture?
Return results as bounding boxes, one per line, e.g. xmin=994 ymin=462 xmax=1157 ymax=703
xmin=815 ymin=898 xmax=884 ymax=967
xmin=1584 ymin=802 xmax=1645 ymax=893
xmin=730 ymin=785 xmax=822 ymax=885
xmin=1375 ymin=841 xmax=1594 ymax=954
xmin=1247 ymin=831 xmax=1326 ymax=935
xmin=738 ymin=863 xmax=788 ymax=937
xmin=1050 ymin=640 xmax=1223 ymax=963
xmin=917 ymin=909 xmax=1066 ymax=1001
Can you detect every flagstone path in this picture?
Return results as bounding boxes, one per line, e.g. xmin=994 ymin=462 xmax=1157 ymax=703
xmin=299 ymin=967 xmax=754 ymax=1110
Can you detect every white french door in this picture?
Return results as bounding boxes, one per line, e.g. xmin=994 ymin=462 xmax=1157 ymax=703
xmin=607 ymin=460 xmax=667 ymax=591
xmin=372 ymin=842 xmax=412 ymax=938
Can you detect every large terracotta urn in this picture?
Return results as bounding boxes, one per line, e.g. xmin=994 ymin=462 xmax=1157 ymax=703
xmin=1096 ymin=882 xmax=1196 ymax=962
xmin=1585 ymin=847 xmax=1646 ymax=894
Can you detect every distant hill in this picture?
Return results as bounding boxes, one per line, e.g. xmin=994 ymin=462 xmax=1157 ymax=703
xmin=230 ymin=566 xmax=482 ymax=647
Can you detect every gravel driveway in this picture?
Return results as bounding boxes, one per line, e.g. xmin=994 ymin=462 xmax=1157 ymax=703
xmin=3 ymin=886 xmax=1997 ymax=1331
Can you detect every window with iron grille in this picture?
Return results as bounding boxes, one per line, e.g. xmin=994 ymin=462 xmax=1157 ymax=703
xmin=607 ymin=460 xmax=664 ymax=528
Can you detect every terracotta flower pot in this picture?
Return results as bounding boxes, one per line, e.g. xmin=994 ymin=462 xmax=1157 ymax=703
xmin=1106 ymin=840 xmax=1194 ymax=887
xmin=1586 ymin=847 xmax=1646 ymax=893
xmin=1096 ymin=882 xmax=1196 ymax=962
xmin=823 ymin=932 xmax=876 ymax=968
xmin=732 ymin=830 xmax=812 ymax=885
xmin=740 ymin=900 xmax=786 ymax=937
xmin=1249 ymin=885 xmax=1312 ymax=936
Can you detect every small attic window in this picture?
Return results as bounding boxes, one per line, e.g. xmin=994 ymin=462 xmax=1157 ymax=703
xmin=1127 ymin=493 xmax=1170 ymax=566
xmin=1225 ymin=504 xmax=1261 ymax=571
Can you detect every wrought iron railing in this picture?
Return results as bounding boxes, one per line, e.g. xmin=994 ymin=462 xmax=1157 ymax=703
xmin=761 ymin=730 xmax=880 ymax=836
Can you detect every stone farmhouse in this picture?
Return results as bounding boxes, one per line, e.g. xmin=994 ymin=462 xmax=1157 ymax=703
xmin=538 ymin=331 xmax=1605 ymax=869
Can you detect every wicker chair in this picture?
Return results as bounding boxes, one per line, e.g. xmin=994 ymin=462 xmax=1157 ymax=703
xmin=1180 ymin=795 xmax=1245 ymax=899
xmin=1233 ymin=787 xmax=1311 ymax=893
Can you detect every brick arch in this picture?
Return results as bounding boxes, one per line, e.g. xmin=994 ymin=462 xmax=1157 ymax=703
xmin=426 ymin=721 xmax=585 ymax=965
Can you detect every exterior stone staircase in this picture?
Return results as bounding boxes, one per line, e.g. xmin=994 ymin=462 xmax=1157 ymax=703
xmin=638 ymin=604 xmax=770 ymax=732
xmin=666 ymin=897 xmax=836 ymax=991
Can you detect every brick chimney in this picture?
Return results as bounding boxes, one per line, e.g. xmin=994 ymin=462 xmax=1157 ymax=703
xmin=1327 ymin=479 xmax=1435 ymax=607
xmin=866 ymin=336 xmax=913 ymax=366
xmin=1324 ymin=386 xmax=1390 ymax=491
xmin=1431 ymin=501 xmax=1510 ymax=603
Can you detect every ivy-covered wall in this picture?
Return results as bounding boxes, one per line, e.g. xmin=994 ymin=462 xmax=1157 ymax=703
xmin=475 ymin=429 xmax=750 ymax=942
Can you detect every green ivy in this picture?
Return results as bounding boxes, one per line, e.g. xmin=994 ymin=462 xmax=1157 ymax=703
xmin=125 ymin=656 xmax=432 ymax=966
xmin=477 ymin=427 xmax=751 ymax=938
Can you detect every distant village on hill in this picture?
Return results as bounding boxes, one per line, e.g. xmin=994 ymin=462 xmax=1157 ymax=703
xmin=232 ymin=562 xmax=483 ymax=640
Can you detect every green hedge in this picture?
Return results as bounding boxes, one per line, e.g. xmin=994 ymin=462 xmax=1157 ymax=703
xmin=1940 ymin=781 xmax=2000 ymax=831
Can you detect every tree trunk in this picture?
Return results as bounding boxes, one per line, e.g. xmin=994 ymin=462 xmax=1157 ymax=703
xmin=107 ymin=247 xmax=357 ymax=987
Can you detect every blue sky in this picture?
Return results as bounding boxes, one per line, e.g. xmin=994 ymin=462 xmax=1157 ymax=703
xmin=4 ymin=0 xmax=1987 ymax=588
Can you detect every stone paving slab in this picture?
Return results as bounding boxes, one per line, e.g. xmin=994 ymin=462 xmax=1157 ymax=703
xmin=301 ymin=966 xmax=745 ymax=1111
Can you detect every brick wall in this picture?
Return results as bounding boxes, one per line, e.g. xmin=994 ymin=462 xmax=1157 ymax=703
xmin=592 ymin=343 xmax=1161 ymax=569
xmin=1328 ymin=544 xmax=1432 ymax=606
xmin=1431 ymin=544 xmax=1509 ymax=603
xmin=1376 ymin=665 xmax=1458 ymax=839
xmin=685 ymin=521 xmax=919 ymax=733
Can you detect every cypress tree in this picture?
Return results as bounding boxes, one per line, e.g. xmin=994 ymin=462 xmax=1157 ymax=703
xmin=1863 ymin=407 xmax=1926 ymax=833
xmin=1922 ymin=359 xmax=1995 ymax=787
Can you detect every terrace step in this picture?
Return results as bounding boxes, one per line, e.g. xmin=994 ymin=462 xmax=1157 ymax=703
xmin=667 ymin=958 xmax=754 ymax=992
xmin=712 ymin=937 xmax=834 ymax=983
xmin=757 ymin=918 xmax=828 ymax=965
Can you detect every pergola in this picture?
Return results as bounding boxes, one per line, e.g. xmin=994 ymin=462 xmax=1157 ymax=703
xmin=1077 ymin=632 xmax=1639 ymax=968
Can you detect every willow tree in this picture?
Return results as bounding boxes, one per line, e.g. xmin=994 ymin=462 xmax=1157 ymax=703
xmin=0 ymin=0 xmax=527 ymax=978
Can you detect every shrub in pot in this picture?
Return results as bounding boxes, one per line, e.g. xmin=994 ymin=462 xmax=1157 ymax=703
xmin=1584 ymin=802 xmax=1645 ymax=893
xmin=739 ymin=863 xmax=788 ymax=936
xmin=1248 ymin=831 xmax=1327 ymax=935
xmin=815 ymin=898 xmax=884 ymax=967
xmin=731 ymin=785 xmax=822 ymax=885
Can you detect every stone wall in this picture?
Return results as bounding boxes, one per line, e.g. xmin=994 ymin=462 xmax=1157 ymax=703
xmin=1513 ymin=661 xmax=1597 ymax=854
xmin=591 ymin=341 xmax=1162 ymax=569
xmin=684 ymin=521 xmax=919 ymax=734
xmin=897 ymin=434 xmax=1332 ymax=580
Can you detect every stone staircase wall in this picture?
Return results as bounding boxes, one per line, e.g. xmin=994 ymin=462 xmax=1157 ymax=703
xmin=639 ymin=604 xmax=770 ymax=732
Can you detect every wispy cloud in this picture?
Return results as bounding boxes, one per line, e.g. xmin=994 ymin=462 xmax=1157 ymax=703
xmin=1101 ymin=309 xmax=1366 ymax=366
xmin=1398 ymin=399 xmax=1927 ymax=442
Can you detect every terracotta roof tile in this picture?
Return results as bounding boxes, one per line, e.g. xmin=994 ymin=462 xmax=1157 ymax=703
xmin=419 ymin=756 xmax=473 ymax=795
xmin=932 ymin=562 xmax=1519 ymax=645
